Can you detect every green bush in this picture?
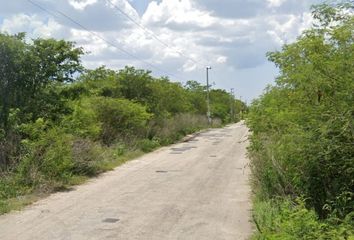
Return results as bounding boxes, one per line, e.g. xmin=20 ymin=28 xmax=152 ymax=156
xmin=64 ymin=96 xmax=152 ymax=145
xmin=0 ymin=174 xmax=27 ymax=199
xmin=138 ymin=139 xmax=160 ymax=153
xmin=112 ymin=143 xmax=127 ymax=157
xmin=93 ymin=97 xmax=152 ymax=144
xmin=63 ymin=98 xmax=101 ymax=139
xmin=17 ymin=127 xmax=74 ymax=188
xmin=252 ymin=198 xmax=354 ymax=240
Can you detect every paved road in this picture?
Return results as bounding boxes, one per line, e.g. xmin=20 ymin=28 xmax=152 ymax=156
xmin=0 ymin=122 xmax=252 ymax=240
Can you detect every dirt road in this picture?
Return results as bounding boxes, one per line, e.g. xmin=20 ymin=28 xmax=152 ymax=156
xmin=0 ymin=122 xmax=252 ymax=240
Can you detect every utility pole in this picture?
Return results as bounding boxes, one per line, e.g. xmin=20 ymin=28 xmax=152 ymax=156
xmin=230 ymin=88 xmax=234 ymax=122
xmin=206 ymin=66 xmax=212 ymax=124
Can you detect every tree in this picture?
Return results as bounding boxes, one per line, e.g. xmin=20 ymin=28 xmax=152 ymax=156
xmin=248 ymin=1 xmax=354 ymax=218
xmin=210 ymin=89 xmax=233 ymax=123
xmin=0 ymin=33 xmax=83 ymax=167
xmin=118 ymin=66 xmax=153 ymax=104
xmin=185 ymin=80 xmax=207 ymax=115
xmin=0 ymin=33 xmax=26 ymax=129
xmin=0 ymin=33 xmax=83 ymax=131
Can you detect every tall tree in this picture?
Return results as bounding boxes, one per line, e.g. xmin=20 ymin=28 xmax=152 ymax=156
xmin=0 ymin=33 xmax=83 ymax=131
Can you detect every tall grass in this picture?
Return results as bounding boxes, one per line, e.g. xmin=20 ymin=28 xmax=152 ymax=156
xmin=150 ymin=113 xmax=221 ymax=144
xmin=252 ymin=197 xmax=354 ymax=240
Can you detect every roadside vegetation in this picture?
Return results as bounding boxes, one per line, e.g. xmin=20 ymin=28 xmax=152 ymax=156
xmin=248 ymin=2 xmax=353 ymax=239
xmin=0 ymin=33 xmax=245 ymax=214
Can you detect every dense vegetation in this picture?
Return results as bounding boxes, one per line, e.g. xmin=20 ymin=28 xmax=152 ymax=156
xmin=248 ymin=2 xmax=353 ymax=239
xmin=0 ymin=33 xmax=245 ymax=213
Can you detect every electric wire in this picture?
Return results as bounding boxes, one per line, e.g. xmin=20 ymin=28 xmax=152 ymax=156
xmin=105 ymin=0 xmax=208 ymax=66
xmin=26 ymin=0 xmax=186 ymax=81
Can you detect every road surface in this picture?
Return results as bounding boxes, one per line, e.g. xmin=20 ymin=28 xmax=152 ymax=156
xmin=0 ymin=122 xmax=252 ymax=240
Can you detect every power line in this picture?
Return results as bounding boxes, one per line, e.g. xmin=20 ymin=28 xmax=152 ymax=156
xmin=26 ymin=0 xmax=185 ymax=81
xmin=105 ymin=0 xmax=208 ymax=67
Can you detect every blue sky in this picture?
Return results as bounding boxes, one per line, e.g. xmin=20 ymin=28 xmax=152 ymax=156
xmin=128 ymin=0 xmax=152 ymax=16
xmin=0 ymin=0 xmax=322 ymax=102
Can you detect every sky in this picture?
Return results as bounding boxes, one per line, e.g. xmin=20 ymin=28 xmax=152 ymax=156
xmin=0 ymin=0 xmax=323 ymax=102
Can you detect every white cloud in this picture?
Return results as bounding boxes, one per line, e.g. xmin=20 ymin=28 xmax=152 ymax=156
xmin=68 ymin=0 xmax=97 ymax=11
xmin=1 ymin=14 xmax=62 ymax=38
xmin=70 ymin=29 xmax=109 ymax=55
xmin=267 ymin=0 xmax=287 ymax=8
xmin=142 ymin=0 xmax=215 ymax=29
xmin=265 ymin=12 xmax=314 ymax=44
xmin=216 ymin=56 xmax=227 ymax=64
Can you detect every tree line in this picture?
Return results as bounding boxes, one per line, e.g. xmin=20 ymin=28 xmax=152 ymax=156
xmin=248 ymin=2 xmax=353 ymax=239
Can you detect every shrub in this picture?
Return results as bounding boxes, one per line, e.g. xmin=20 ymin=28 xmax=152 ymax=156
xmin=17 ymin=127 xmax=74 ymax=188
xmin=71 ymin=138 xmax=104 ymax=176
xmin=138 ymin=139 xmax=160 ymax=153
xmin=252 ymin=198 xmax=354 ymax=240
xmin=92 ymin=97 xmax=152 ymax=144
xmin=63 ymin=98 xmax=101 ymax=139
xmin=112 ymin=142 xmax=127 ymax=156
